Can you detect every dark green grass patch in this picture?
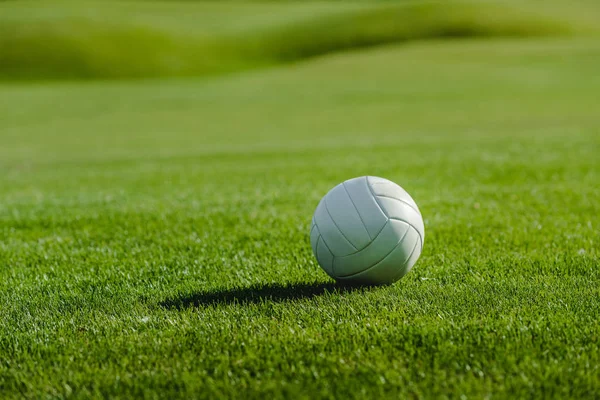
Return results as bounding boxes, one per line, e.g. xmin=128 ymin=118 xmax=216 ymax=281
xmin=1 ymin=37 xmax=599 ymax=398
xmin=1 ymin=0 xmax=598 ymax=80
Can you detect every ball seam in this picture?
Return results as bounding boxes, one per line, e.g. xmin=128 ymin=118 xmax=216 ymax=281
xmin=388 ymin=217 xmax=424 ymax=249
xmin=315 ymin=234 xmax=335 ymax=278
xmin=391 ymin=235 xmax=421 ymax=282
xmin=365 ymin=176 xmax=388 ymax=218
xmin=342 ymin=181 xmax=372 ymax=241
xmin=333 ymin=218 xmax=394 ymax=258
xmin=335 ymin=224 xmax=412 ymax=279
xmin=312 ymin=223 xmax=334 ymax=256
xmin=324 ymin=194 xmax=358 ymax=251
xmin=375 ymin=194 xmax=421 ymax=216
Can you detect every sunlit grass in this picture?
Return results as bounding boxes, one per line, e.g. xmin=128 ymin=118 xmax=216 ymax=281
xmin=1 ymin=34 xmax=599 ymax=397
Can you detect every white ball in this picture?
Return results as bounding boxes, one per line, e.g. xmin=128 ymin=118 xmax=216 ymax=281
xmin=310 ymin=176 xmax=424 ymax=285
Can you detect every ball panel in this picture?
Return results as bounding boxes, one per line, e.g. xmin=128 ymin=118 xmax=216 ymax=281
xmin=324 ymin=183 xmax=371 ymax=250
xmin=309 ymin=220 xmax=319 ymax=255
xmin=342 ymin=177 xmax=388 ymax=239
xmin=378 ymin=197 xmax=425 ymax=242
xmin=336 ymin=226 xmax=421 ymax=285
xmin=313 ymin=198 xmax=357 ymax=257
xmin=396 ymin=236 xmax=422 ymax=279
xmin=315 ymin=236 xmax=335 ymax=278
xmin=368 ymin=176 xmax=420 ymax=213
xmin=387 ymin=217 xmax=410 ymax=238
xmin=333 ymin=219 xmax=409 ymax=278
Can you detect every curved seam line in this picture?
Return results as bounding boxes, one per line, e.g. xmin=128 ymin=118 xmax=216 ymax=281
xmin=313 ymin=223 xmax=334 ymax=256
xmin=367 ymin=219 xmax=389 ymax=248
xmin=338 ymin=214 xmax=390 ymax=258
xmin=388 ymin=217 xmax=424 ymax=247
xmin=392 ymin=236 xmax=420 ymax=281
xmin=316 ymin=235 xmax=335 ymax=276
xmin=342 ymin=181 xmax=372 ymax=240
xmin=366 ymin=176 xmax=388 ymax=218
xmin=317 ymin=232 xmax=337 ymax=277
xmin=350 ymin=218 xmax=389 ymax=255
xmin=324 ymin=194 xmax=358 ymax=251
xmin=316 ymin=233 xmax=320 ymax=255
xmin=337 ymin=225 xmax=412 ymax=278
xmin=336 ymin=219 xmax=403 ymax=258
xmin=375 ymin=194 xmax=421 ymax=215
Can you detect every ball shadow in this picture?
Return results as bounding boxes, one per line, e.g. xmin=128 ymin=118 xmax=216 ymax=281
xmin=160 ymin=281 xmax=374 ymax=309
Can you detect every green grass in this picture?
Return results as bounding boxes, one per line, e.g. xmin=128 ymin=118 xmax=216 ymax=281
xmin=1 ymin=0 xmax=599 ymax=80
xmin=1 ymin=0 xmax=600 ymax=398
xmin=1 ymin=36 xmax=599 ymax=398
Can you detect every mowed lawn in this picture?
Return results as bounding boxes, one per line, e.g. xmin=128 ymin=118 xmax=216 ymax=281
xmin=1 ymin=33 xmax=600 ymax=400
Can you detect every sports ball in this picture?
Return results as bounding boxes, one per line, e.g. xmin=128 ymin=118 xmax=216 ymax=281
xmin=310 ymin=176 xmax=424 ymax=285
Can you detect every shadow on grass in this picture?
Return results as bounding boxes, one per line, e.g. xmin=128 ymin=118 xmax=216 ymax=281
xmin=160 ymin=281 xmax=371 ymax=309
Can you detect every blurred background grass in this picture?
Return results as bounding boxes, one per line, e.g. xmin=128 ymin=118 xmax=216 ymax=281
xmin=1 ymin=0 xmax=599 ymax=80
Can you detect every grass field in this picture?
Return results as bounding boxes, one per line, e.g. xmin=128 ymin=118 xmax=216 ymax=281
xmin=1 ymin=1 xmax=600 ymax=398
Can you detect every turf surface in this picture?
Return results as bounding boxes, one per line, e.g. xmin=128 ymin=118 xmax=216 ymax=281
xmin=1 ymin=3 xmax=600 ymax=399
